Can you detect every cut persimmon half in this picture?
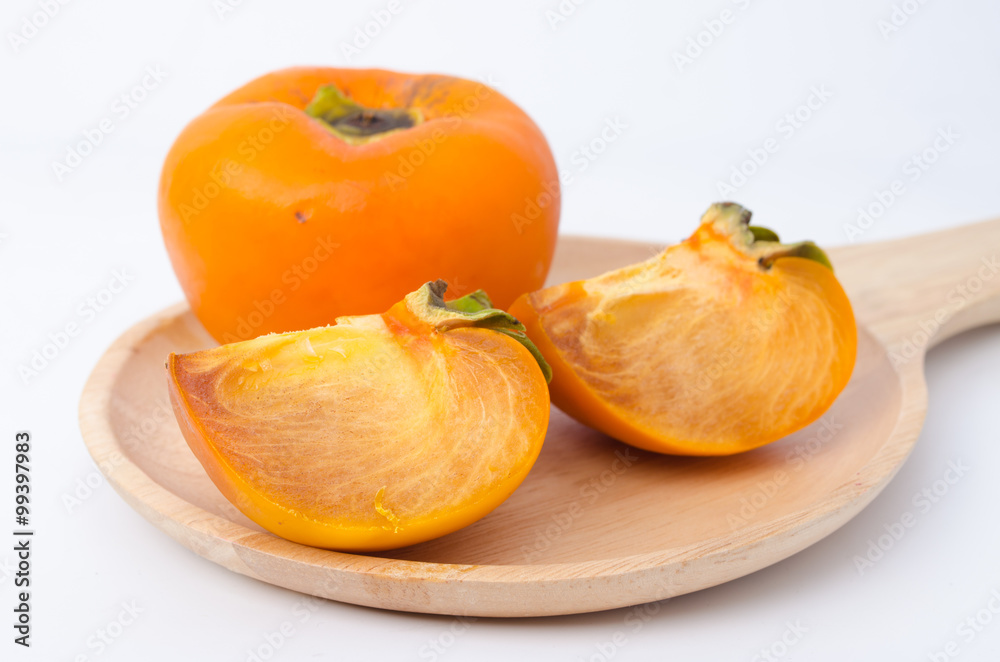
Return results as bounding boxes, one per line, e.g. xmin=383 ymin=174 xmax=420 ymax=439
xmin=168 ymin=281 xmax=551 ymax=551
xmin=510 ymin=202 xmax=857 ymax=456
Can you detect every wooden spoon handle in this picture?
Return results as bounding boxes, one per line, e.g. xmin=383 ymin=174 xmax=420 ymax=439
xmin=828 ymin=216 xmax=1000 ymax=355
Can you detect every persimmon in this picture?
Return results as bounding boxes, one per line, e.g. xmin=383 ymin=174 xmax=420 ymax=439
xmin=159 ymin=67 xmax=559 ymax=344
xmin=509 ymin=203 xmax=857 ymax=456
xmin=167 ymin=282 xmax=550 ymax=551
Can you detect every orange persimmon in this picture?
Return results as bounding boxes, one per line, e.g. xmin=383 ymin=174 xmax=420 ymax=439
xmin=509 ymin=203 xmax=857 ymax=456
xmin=159 ymin=67 xmax=559 ymax=344
xmin=167 ymin=282 xmax=551 ymax=551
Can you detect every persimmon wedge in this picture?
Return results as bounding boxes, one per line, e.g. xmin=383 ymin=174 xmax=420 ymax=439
xmin=509 ymin=202 xmax=857 ymax=456
xmin=167 ymin=281 xmax=551 ymax=551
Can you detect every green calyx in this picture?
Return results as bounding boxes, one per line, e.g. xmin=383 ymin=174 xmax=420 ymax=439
xmin=748 ymin=225 xmax=780 ymax=243
xmin=304 ymin=84 xmax=422 ymax=144
xmin=405 ymin=281 xmax=553 ymax=383
xmin=704 ymin=202 xmax=834 ymax=271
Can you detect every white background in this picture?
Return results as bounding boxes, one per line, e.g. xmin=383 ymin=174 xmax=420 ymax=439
xmin=2 ymin=0 xmax=999 ymax=660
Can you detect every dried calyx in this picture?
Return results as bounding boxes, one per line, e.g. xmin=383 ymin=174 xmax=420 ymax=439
xmin=304 ymin=84 xmax=422 ymax=144
xmin=705 ymin=202 xmax=834 ymax=271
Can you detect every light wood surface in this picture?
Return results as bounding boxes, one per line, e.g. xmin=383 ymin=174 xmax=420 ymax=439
xmin=78 ymin=218 xmax=1000 ymax=617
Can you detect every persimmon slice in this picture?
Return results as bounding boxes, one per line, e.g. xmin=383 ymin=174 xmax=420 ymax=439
xmin=510 ymin=203 xmax=857 ymax=456
xmin=168 ymin=282 xmax=550 ymax=551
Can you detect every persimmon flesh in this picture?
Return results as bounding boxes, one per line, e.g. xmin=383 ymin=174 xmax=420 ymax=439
xmin=509 ymin=203 xmax=857 ymax=456
xmin=168 ymin=282 xmax=551 ymax=551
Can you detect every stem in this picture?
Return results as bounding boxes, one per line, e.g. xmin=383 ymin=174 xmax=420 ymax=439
xmin=705 ymin=202 xmax=834 ymax=271
xmin=405 ymin=281 xmax=553 ymax=383
xmin=304 ymin=84 xmax=421 ymax=144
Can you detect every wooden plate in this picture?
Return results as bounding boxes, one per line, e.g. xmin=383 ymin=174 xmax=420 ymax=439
xmin=78 ymin=222 xmax=1000 ymax=617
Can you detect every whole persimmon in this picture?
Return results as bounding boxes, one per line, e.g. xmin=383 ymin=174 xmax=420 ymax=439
xmin=159 ymin=67 xmax=559 ymax=343
xmin=510 ymin=203 xmax=857 ymax=456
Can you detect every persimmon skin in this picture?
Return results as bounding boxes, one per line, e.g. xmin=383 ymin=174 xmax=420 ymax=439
xmin=159 ymin=67 xmax=559 ymax=343
xmin=167 ymin=283 xmax=551 ymax=552
xmin=510 ymin=206 xmax=857 ymax=456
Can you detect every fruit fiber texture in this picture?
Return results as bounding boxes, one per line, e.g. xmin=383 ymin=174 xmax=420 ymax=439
xmin=159 ymin=67 xmax=559 ymax=344
xmin=168 ymin=282 xmax=551 ymax=551
xmin=509 ymin=202 xmax=857 ymax=456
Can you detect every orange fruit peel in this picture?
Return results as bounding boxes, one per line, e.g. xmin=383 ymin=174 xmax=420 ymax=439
xmin=158 ymin=67 xmax=560 ymax=344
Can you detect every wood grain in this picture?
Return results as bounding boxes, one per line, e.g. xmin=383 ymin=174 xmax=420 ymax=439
xmin=78 ymin=218 xmax=1000 ymax=616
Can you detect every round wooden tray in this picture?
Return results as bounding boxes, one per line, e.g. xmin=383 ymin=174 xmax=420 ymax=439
xmin=81 ymin=230 xmax=988 ymax=617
